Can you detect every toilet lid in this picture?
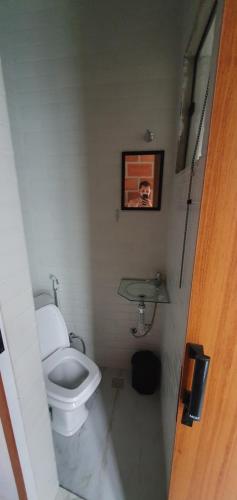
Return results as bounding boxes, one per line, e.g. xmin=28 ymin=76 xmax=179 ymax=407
xmin=35 ymin=304 xmax=69 ymax=360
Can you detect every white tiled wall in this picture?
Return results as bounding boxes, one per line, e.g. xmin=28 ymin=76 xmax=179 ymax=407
xmin=0 ymin=0 xmax=184 ymax=369
xmin=159 ymin=160 xmax=207 ymax=484
xmin=0 ymin=60 xmax=58 ymax=499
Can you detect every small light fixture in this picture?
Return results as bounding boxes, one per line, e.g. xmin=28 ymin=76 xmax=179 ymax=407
xmin=145 ymin=129 xmax=155 ymax=142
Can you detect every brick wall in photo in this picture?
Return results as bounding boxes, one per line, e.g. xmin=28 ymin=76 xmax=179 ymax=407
xmin=125 ymin=154 xmax=155 ymax=206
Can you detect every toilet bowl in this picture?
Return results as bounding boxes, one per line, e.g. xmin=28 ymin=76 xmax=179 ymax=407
xmin=35 ymin=302 xmax=101 ymax=436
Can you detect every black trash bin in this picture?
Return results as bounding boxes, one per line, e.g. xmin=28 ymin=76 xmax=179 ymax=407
xmin=131 ymin=350 xmax=160 ymax=394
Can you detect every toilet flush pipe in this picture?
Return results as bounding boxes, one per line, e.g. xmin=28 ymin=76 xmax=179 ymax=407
xmin=69 ymin=332 xmax=86 ymax=355
xmin=49 ymin=274 xmax=59 ymax=307
xmin=49 ymin=274 xmax=87 ymax=354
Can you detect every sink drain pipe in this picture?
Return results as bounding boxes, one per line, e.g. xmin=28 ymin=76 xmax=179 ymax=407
xmin=130 ymin=301 xmax=157 ymax=338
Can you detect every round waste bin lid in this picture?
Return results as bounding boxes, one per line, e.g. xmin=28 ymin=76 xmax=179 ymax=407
xmin=131 ymin=350 xmax=159 ymax=365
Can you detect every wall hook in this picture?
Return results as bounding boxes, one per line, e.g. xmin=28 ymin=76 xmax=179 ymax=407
xmin=145 ymin=129 xmax=155 ymax=142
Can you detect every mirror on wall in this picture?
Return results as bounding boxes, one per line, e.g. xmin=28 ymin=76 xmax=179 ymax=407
xmin=121 ymin=151 xmax=164 ymax=210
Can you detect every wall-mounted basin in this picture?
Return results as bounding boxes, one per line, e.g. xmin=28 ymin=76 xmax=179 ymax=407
xmin=118 ymin=278 xmax=169 ymax=303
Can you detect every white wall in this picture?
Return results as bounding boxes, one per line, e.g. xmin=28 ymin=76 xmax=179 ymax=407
xmin=0 ymin=0 xmax=184 ymax=368
xmin=0 ymin=310 xmax=37 ymax=499
xmin=0 ymin=60 xmax=58 ymax=500
xmin=159 ymin=158 xmax=207 ymax=486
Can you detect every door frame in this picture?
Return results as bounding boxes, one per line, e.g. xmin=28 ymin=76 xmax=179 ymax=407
xmin=0 ymin=312 xmax=37 ymax=500
xmin=0 ymin=372 xmax=27 ymax=499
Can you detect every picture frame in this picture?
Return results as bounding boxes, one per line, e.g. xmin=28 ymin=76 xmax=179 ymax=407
xmin=121 ymin=150 xmax=164 ymax=210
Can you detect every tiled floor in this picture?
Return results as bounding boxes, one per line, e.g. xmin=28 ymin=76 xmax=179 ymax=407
xmin=53 ymin=368 xmax=166 ymax=500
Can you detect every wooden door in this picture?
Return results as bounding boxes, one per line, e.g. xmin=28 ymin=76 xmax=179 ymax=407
xmin=168 ymin=0 xmax=237 ymax=498
xmin=0 ymin=332 xmax=27 ymax=500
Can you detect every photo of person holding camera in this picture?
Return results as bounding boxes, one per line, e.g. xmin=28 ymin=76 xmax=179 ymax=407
xmin=128 ymin=180 xmax=152 ymax=208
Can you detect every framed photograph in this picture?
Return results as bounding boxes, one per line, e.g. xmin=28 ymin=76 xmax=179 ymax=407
xmin=121 ymin=150 xmax=164 ymax=210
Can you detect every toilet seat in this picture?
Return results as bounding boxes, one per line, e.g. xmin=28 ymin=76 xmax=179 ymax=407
xmin=43 ymin=347 xmax=101 ymax=411
xmin=35 ymin=301 xmax=101 ymax=435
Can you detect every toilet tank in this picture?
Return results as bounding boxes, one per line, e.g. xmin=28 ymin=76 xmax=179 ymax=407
xmin=35 ymin=304 xmax=69 ymax=360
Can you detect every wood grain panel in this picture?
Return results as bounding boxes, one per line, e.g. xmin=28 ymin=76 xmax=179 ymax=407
xmin=0 ymin=374 xmax=27 ymax=499
xmin=169 ymin=0 xmax=237 ymax=498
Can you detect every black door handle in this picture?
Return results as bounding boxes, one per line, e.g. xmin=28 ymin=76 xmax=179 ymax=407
xmin=0 ymin=328 xmax=5 ymax=354
xmin=182 ymin=343 xmax=210 ymax=427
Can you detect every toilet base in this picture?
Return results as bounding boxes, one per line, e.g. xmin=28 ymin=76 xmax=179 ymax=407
xmin=51 ymin=403 xmax=89 ymax=436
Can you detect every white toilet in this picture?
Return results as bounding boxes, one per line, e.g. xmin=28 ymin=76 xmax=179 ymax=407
xmin=35 ymin=299 xmax=101 ymax=436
